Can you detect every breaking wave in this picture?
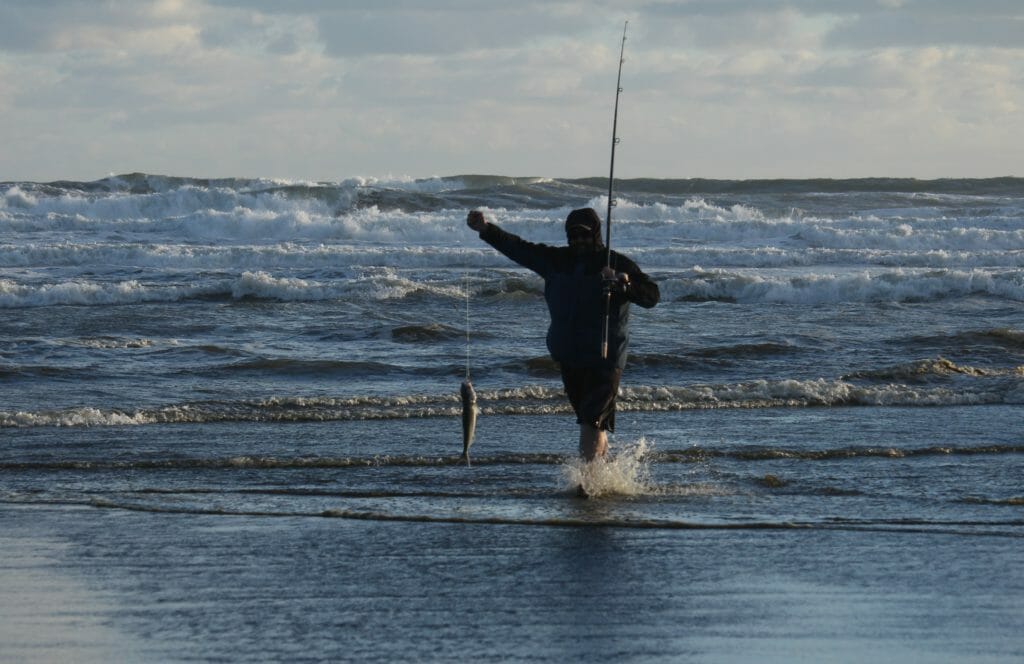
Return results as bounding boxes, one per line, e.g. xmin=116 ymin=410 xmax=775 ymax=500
xmin=5 ymin=374 xmax=1024 ymax=428
xmin=5 ymin=173 xmax=1024 ymax=258
xmin=663 ymin=267 xmax=1024 ymax=304
xmin=844 ymin=357 xmax=1024 ymax=381
xmin=0 ymin=269 xmax=468 ymax=308
xmin=4 ymin=266 xmax=1024 ymax=309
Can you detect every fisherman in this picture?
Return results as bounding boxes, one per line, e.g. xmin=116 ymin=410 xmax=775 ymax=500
xmin=466 ymin=207 xmax=659 ymax=461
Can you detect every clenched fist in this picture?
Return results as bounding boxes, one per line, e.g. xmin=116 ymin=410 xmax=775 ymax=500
xmin=466 ymin=210 xmax=487 ymax=232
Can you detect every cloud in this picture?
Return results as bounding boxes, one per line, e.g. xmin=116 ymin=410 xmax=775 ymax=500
xmin=827 ymin=10 xmax=1024 ymax=49
xmin=0 ymin=1 xmax=201 ymax=53
xmin=315 ymin=6 xmax=593 ymax=57
xmin=197 ymin=0 xmax=622 ymax=58
xmin=1 ymin=0 xmax=1022 ymax=180
xmin=638 ymin=0 xmax=1024 ymax=51
xmin=198 ymin=11 xmax=317 ymax=56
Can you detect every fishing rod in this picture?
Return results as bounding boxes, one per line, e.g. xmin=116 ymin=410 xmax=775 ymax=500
xmin=602 ymin=20 xmax=628 ymax=360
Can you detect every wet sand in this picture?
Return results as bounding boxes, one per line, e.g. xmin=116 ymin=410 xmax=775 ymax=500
xmin=3 ymin=503 xmax=1021 ymax=663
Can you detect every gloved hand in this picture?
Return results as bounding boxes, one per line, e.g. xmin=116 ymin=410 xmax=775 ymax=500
xmin=467 ymin=210 xmax=487 ymax=232
xmin=601 ymin=266 xmax=630 ymax=293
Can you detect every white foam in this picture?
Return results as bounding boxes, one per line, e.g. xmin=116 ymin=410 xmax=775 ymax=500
xmin=1 ymin=239 xmax=1021 ymax=278
xmin=661 ymin=267 xmax=1024 ymax=303
xmin=3 ymin=179 xmax=1024 ymax=311
xmin=2 ymin=185 xmax=38 ymax=208
xmin=0 ymin=268 xmax=477 ymax=308
xmin=3 ymin=374 xmax=1019 ymax=428
xmin=72 ymin=337 xmax=157 ymax=349
xmin=562 ymin=437 xmax=654 ymax=498
xmin=0 ymin=182 xmax=1017 ymax=249
xmin=231 ymin=271 xmax=327 ymax=300
xmin=0 ymin=277 xmax=162 ymax=307
xmin=0 ymin=407 xmax=153 ymax=427
xmin=619 ymin=379 xmax=1012 ymax=409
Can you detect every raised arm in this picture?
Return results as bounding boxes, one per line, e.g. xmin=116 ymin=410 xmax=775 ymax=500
xmin=467 ymin=210 xmax=555 ymax=277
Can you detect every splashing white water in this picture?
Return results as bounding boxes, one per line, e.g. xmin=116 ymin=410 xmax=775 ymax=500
xmin=562 ymin=437 xmax=654 ymax=498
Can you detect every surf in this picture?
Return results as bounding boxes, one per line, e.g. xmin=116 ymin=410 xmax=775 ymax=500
xmin=562 ymin=437 xmax=655 ymax=498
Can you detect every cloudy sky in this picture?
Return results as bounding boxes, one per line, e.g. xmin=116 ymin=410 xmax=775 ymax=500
xmin=1 ymin=0 xmax=1021 ymax=181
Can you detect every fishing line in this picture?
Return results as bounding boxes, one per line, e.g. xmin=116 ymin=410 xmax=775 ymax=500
xmin=460 ymin=270 xmax=478 ymax=466
xmin=464 ymin=272 xmax=471 ymax=381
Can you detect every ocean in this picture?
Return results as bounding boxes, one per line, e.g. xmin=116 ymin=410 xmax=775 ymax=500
xmin=2 ymin=173 xmax=1022 ymax=662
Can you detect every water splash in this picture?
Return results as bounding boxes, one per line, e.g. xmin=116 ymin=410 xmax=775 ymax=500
xmin=562 ymin=437 xmax=654 ymax=498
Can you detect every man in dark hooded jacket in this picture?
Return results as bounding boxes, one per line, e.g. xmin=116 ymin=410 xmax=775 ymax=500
xmin=467 ymin=207 xmax=659 ymax=461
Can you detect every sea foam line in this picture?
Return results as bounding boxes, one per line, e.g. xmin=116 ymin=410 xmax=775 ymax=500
xmin=4 ymin=376 xmax=1023 ymax=428
xmin=662 ymin=267 xmax=1024 ymax=303
xmin=4 ymin=265 xmax=1024 ymax=308
xmin=5 ymin=240 xmax=1024 ymax=272
xmin=6 ymin=178 xmax=1024 ymax=253
xmin=4 ymin=444 xmax=1022 ymax=471
xmin=0 ymin=269 xmax=469 ymax=308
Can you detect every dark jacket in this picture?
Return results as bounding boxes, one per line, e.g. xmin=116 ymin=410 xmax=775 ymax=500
xmin=479 ymin=223 xmax=659 ymax=369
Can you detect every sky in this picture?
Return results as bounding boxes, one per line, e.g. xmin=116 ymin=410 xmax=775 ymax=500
xmin=1 ymin=0 xmax=1021 ymax=181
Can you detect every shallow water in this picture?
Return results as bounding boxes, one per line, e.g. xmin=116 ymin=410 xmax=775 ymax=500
xmin=2 ymin=174 xmax=1023 ymax=660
